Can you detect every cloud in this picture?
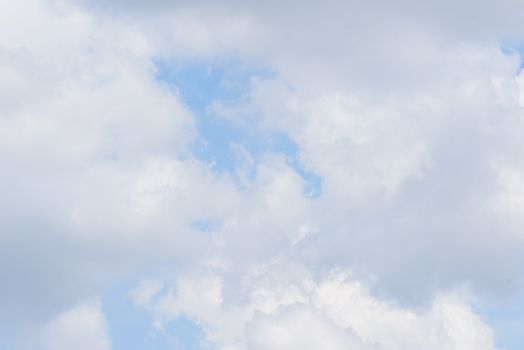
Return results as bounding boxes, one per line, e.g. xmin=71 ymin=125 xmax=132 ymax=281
xmin=75 ymin=0 xmax=524 ymax=93
xmin=2 ymin=0 xmax=524 ymax=348
xmin=242 ymin=45 xmax=524 ymax=300
xmin=135 ymin=262 xmax=498 ymax=350
xmin=0 ymin=0 xmax=227 ymax=331
xmin=246 ymin=306 xmax=370 ymax=350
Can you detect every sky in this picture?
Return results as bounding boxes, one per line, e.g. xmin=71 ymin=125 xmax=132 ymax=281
xmin=2 ymin=0 xmax=524 ymax=349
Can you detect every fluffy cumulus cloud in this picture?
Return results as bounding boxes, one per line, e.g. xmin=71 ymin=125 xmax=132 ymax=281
xmin=246 ymin=46 xmax=524 ymax=300
xmin=133 ymin=262 xmax=497 ymax=349
xmin=0 ymin=0 xmax=223 ymax=333
xmin=3 ymin=0 xmax=524 ymax=349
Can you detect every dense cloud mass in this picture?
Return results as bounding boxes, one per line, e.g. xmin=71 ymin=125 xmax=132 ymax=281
xmin=2 ymin=0 xmax=524 ymax=349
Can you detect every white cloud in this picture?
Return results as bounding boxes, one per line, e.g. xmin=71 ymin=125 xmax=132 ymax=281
xmin=3 ymin=0 xmax=524 ymax=348
xmin=240 ymin=43 xmax=524 ymax=301
xmin=136 ymin=263 xmax=498 ymax=350
xmin=246 ymin=306 xmax=370 ymax=350
xmin=0 ymin=0 xmax=229 ymax=332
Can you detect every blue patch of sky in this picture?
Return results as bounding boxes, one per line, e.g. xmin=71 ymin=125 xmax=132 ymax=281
xmin=0 ymin=334 xmax=11 ymax=350
xmin=101 ymin=276 xmax=209 ymax=350
xmin=490 ymin=307 xmax=524 ymax=350
xmin=101 ymin=58 xmax=323 ymax=349
xmin=499 ymin=42 xmax=524 ymax=70
xmin=165 ymin=315 xmax=214 ymax=350
xmin=479 ymin=280 xmax=524 ymax=350
xmin=190 ymin=218 xmax=222 ymax=233
xmin=154 ymin=57 xmax=322 ymax=198
xmin=102 ymin=280 xmax=170 ymax=350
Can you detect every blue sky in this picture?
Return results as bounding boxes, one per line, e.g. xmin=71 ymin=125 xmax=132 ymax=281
xmin=154 ymin=58 xmax=322 ymax=197
xmin=100 ymin=59 xmax=324 ymax=350
xmin=102 ymin=277 xmax=207 ymax=350
xmin=2 ymin=1 xmax=524 ymax=349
